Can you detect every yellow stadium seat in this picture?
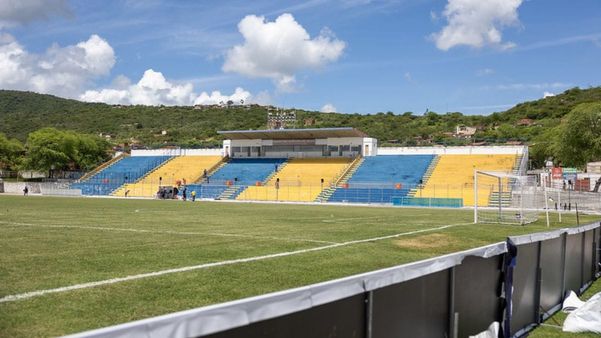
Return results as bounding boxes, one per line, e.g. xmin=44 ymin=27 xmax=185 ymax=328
xmin=415 ymin=154 xmax=517 ymax=206
xmin=238 ymin=158 xmax=352 ymax=202
xmin=113 ymin=156 xmax=222 ymax=197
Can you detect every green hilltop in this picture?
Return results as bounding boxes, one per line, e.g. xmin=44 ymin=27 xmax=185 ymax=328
xmin=1 ymin=87 xmax=601 ymax=169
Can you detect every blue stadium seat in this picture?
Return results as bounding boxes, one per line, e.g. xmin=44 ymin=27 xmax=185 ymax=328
xmin=328 ymin=155 xmax=434 ymax=203
xmin=180 ymin=158 xmax=286 ymax=199
xmin=71 ymin=156 xmax=171 ymax=195
xmin=209 ymin=158 xmax=287 ymax=185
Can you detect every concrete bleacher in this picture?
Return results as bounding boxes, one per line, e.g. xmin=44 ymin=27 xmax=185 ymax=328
xmin=238 ymin=158 xmax=352 ymax=202
xmin=328 ymin=155 xmax=434 ymax=203
xmin=185 ymin=158 xmax=287 ymax=199
xmin=415 ymin=154 xmax=517 ymax=206
xmin=113 ymin=156 xmax=222 ymax=197
xmin=71 ymin=156 xmax=171 ymax=195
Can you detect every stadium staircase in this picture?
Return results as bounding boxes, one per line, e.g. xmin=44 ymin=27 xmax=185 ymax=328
xmin=415 ymin=154 xmax=517 ymax=207
xmin=237 ymin=158 xmax=352 ymax=202
xmin=196 ymin=157 xmax=229 ymax=184
xmin=78 ymin=153 xmax=128 ymax=182
xmin=408 ymin=155 xmax=439 ymax=198
xmin=327 ymin=155 xmax=434 ymax=204
xmin=113 ymin=156 xmax=223 ymax=197
xmin=190 ymin=158 xmax=287 ymax=200
xmin=487 ymin=154 xmax=524 ymax=207
xmin=218 ymin=160 xmax=290 ymax=200
xmin=217 ymin=185 xmax=244 ymax=200
xmin=111 ymin=156 xmax=176 ymax=197
xmin=71 ymin=156 xmax=172 ymax=195
xmin=261 ymin=160 xmax=289 ymax=185
xmin=317 ymin=156 xmax=363 ymax=202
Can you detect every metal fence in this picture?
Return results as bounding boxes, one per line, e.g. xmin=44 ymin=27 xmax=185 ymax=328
xmin=65 ymin=222 xmax=601 ymax=338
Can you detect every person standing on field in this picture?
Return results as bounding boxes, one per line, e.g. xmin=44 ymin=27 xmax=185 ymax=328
xmin=191 ymin=190 xmax=196 ymax=202
xmin=23 ymin=186 xmax=28 ymax=196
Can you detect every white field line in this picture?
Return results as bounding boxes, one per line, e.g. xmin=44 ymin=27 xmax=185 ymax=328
xmin=0 ymin=221 xmax=336 ymax=245
xmin=0 ymin=222 xmax=472 ymax=303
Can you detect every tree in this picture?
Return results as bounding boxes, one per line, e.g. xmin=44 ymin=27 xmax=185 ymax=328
xmin=24 ymin=128 xmax=110 ymax=176
xmin=0 ymin=133 xmax=24 ymax=170
xmin=24 ymin=128 xmax=75 ymax=176
xmin=73 ymin=133 xmax=110 ymax=170
xmin=557 ymin=102 xmax=601 ymax=167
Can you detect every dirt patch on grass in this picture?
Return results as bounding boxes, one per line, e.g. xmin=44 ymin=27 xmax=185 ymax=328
xmin=393 ymin=233 xmax=457 ymax=249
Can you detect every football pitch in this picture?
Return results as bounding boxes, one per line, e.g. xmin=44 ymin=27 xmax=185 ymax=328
xmin=0 ymin=195 xmax=598 ymax=337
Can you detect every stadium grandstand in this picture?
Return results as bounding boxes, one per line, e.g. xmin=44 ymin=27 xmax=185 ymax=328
xmin=69 ymin=127 xmax=527 ymax=208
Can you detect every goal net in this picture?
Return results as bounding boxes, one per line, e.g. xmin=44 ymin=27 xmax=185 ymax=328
xmin=474 ymin=171 xmax=540 ymax=225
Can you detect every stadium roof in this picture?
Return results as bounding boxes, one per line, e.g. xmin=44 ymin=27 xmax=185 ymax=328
xmin=218 ymin=127 xmax=368 ymax=140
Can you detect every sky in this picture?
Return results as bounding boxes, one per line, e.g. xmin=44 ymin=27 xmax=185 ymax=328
xmin=0 ymin=0 xmax=600 ymax=115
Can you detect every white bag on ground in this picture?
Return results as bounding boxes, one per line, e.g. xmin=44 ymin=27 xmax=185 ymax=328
xmin=562 ymin=290 xmax=586 ymax=313
xmin=469 ymin=321 xmax=499 ymax=338
xmin=563 ymin=292 xmax=601 ymax=333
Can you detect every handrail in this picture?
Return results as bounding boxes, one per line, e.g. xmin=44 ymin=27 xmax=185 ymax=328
xmin=78 ymin=153 xmax=129 ymax=182
xmin=334 ymin=156 xmax=363 ymax=186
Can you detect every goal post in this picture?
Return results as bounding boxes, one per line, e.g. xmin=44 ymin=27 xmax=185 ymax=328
xmin=474 ymin=170 xmax=540 ymax=225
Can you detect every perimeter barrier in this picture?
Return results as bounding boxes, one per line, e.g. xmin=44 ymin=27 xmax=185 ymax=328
xmin=64 ymin=221 xmax=601 ymax=338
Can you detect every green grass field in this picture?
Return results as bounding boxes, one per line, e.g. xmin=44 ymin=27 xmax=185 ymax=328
xmin=0 ymin=195 xmax=599 ymax=337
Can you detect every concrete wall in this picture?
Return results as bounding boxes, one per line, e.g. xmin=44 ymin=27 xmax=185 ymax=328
xmin=377 ymin=145 xmax=526 ymax=156
xmin=131 ymin=149 xmax=223 ymax=157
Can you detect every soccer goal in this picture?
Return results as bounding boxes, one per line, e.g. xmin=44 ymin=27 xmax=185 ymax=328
xmin=474 ymin=170 xmax=540 ymax=225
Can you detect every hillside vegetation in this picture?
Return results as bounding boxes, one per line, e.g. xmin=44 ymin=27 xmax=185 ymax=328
xmin=1 ymin=87 xmax=601 ymax=172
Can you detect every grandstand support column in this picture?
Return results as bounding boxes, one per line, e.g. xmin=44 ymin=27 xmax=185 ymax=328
xmin=544 ymin=184 xmax=550 ymax=228
xmin=365 ymin=290 xmax=374 ymax=338
xmin=520 ymin=183 xmax=524 ymax=225
xmin=558 ymin=190 xmax=562 ymax=223
xmin=474 ymin=170 xmax=478 ymax=223
xmin=498 ymin=177 xmax=502 ymax=223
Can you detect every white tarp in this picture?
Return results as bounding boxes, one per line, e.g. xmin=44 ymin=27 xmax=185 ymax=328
xmin=563 ymin=292 xmax=601 ymax=333
xmin=469 ymin=321 xmax=499 ymax=338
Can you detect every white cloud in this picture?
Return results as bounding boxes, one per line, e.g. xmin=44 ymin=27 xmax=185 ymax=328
xmin=81 ymin=70 xmax=253 ymax=106
xmin=194 ymin=87 xmax=251 ymax=105
xmin=494 ymin=82 xmax=569 ymax=91
xmin=252 ymin=90 xmax=273 ymax=105
xmin=543 ymin=91 xmax=556 ymax=98
xmin=321 ymin=103 xmax=337 ymax=113
xmin=477 ymin=68 xmax=495 ymax=76
xmin=0 ymin=0 xmax=71 ymax=28
xmin=82 ymin=69 xmax=194 ymax=105
xmin=223 ymin=13 xmax=345 ymax=91
xmin=0 ymin=33 xmax=115 ymax=97
xmin=432 ymin=0 xmax=523 ymax=51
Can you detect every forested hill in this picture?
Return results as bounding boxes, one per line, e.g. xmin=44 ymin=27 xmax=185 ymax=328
xmin=1 ymin=87 xmax=601 ymax=149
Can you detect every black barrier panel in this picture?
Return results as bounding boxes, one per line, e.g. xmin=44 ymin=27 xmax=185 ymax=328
xmin=583 ymin=230 xmax=594 ymax=284
xmin=371 ymin=269 xmax=450 ymax=338
xmin=202 ymin=294 xmax=366 ymax=338
xmin=565 ymin=233 xmax=584 ymax=295
xmin=539 ymin=236 xmax=564 ymax=316
xmin=454 ymin=255 xmax=503 ymax=338
xmin=593 ymin=228 xmax=601 ymax=276
xmin=510 ymin=242 xmax=538 ymax=336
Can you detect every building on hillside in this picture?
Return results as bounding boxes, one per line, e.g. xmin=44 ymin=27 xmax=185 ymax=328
xmin=454 ymin=125 xmax=477 ymax=139
xmin=267 ymin=110 xmax=297 ymax=129
xmin=517 ymin=118 xmax=535 ymax=126
xmin=587 ymin=162 xmax=601 ymax=174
